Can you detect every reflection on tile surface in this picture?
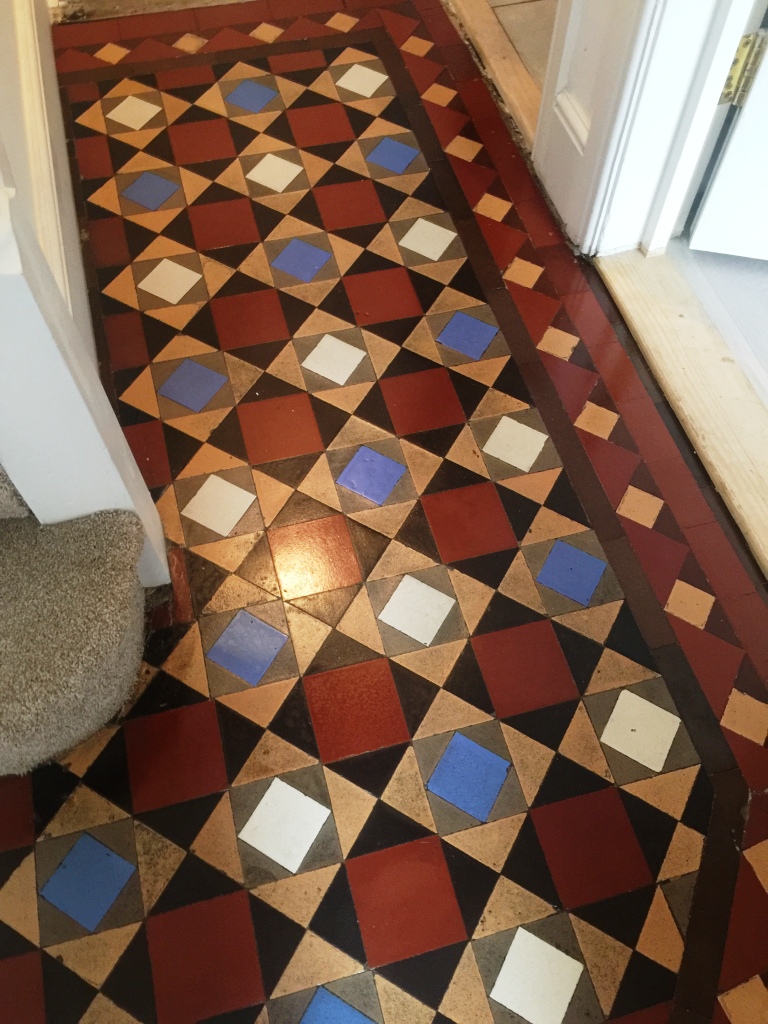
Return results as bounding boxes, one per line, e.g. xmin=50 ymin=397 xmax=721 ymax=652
xmin=13 ymin=8 xmax=764 ymax=1023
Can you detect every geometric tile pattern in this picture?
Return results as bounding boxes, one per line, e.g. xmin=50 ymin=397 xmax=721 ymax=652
xmin=1 ymin=5 xmax=759 ymax=1024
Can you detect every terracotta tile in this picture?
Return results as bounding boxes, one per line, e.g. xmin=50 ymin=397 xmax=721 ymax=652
xmin=422 ymin=482 xmax=517 ymax=562
xmin=719 ymin=858 xmax=768 ymax=991
xmin=168 ymin=120 xmax=236 ymax=165
xmin=268 ymin=514 xmax=362 ymax=599
xmin=211 ymin=291 xmax=290 ymax=350
xmin=189 ymin=199 xmax=261 ymax=251
xmin=238 ymin=393 xmax=324 ymax=464
xmin=287 ymin=103 xmax=355 ymax=148
xmin=379 ymin=367 xmax=465 ymax=435
xmin=344 ymin=268 xmax=425 ymax=326
xmin=314 ymin=180 xmax=387 ymax=231
xmin=75 ymin=136 xmax=114 ymax=179
xmin=0 ymin=776 xmax=34 ymax=852
xmin=0 ymin=953 xmax=46 ymax=1024
xmin=124 ymin=421 xmax=172 ymax=488
xmin=117 ymin=10 xmax=197 ymax=38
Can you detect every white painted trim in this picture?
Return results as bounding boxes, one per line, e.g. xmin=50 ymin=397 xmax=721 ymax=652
xmin=597 ymin=248 xmax=768 ymax=577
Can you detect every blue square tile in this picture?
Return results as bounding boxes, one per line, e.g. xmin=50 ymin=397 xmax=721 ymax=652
xmin=437 ymin=311 xmax=498 ymax=360
xmin=121 ymin=171 xmax=180 ymax=211
xmin=157 ymin=359 xmax=227 ymax=412
xmin=272 ymin=239 xmax=332 ymax=283
xmin=300 ymin=988 xmax=375 ymax=1024
xmin=227 ymin=80 xmax=278 ymax=114
xmin=536 ymin=539 xmax=607 ymax=605
xmin=427 ymin=733 xmax=509 ymax=821
xmin=207 ymin=610 xmax=288 ymax=686
xmin=336 ymin=447 xmax=406 ymax=505
xmin=367 ymin=138 xmax=419 ymax=174
xmin=40 ymin=834 xmax=135 ymax=932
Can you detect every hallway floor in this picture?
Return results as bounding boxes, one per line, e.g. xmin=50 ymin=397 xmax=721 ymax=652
xmin=1 ymin=2 xmax=767 ymax=1022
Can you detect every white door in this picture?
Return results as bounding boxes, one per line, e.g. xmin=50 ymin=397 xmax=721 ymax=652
xmin=689 ymin=35 xmax=768 ymax=259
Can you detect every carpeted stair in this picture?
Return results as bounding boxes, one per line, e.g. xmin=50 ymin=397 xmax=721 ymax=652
xmin=0 ymin=466 xmax=146 ymax=775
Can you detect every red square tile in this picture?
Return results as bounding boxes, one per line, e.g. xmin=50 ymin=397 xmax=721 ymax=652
xmin=75 ymin=136 xmax=113 ymax=179
xmin=238 ymin=392 xmax=324 ymax=464
xmin=0 ymin=776 xmax=34 ymax=852
xmin=147 ymin=891 xmax=264 ymax=1024
xmin=124 ymin=702 xmax=228 ymax=812
xmin=344 ymin=268 xmax=423 ymax=326
xmin=104 ymin=312 xmax=149 ymax=370
xmin=211 ymin=290 xmax=290 ymax=349
xmin=169 ymin=120 xmax=236 ymax=165
xmin=68 ymin=82 xmax=101 ymax=103
xmin=89 ymin=217 xmax=130 ymax=268
xmin=0 ymin=953 xmax=46 ymax=1024
xmin=268 ymin=515 xmax=362 ymax=599
xmin=379 ymin=367 xmax=465 ymax=435
xmin=531 ymin=788 xmax=653 ymax=908
xmin=347 ymin=836 xmax=467 ymax=966
xmin=305 ymin=659 xmax=409 ymax=761
xmin=422 ymin=482 xmax=517 ymax=562
xmin=196 ymin=0 xmax=270 ymax=28
xmin=314 ymin=180 xmax=386 ymax=231
xmin=287 ymin=103 xmax=355 ymax=148
xmin=719 ymin=858 xmax=768 ymax=991
xmin=472 ymin=620 xmax=579 ymax=717
xmin=155 ymin=65 xmax=216 ymax=90
xmin=52 ymin=18 xmax=119 ymax=47
xmin=124 ymin=421 xmax=172 ymax=488
xmin=189 ymin=199 xmax=260 ymax=251
xmin=269 ymin=49 xmax=327 ymax=73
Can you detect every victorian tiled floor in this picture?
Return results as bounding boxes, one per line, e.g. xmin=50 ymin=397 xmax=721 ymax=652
xmin=1 ymin=2 xmax=767 ymax=1023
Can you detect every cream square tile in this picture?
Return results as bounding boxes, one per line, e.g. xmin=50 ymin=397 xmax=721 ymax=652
xmin=664 ymin=579 xmax=715 ymax=629
xmin=399 ymin=219 xmax=457 ymax=261
xmin=247 ymin=153 xmax=303 ymax=193
xmin=617 ymin=485 xmax=664 ymax=528
xmin=302 ymin=334 xmax=366 ymax=385
xmin=138 ymin=259 xmax=202 ymax=305
xmin=108 ymin=95 xmax=162 ymax=130
xmin=336 ymin=64 xmax=388 ymax=97
xmin=482 ymin=416 xmax=548 ymax=471
xmin=378 ymin=574 xmax=456 ymax=646
xmin=721 ymin=689 xmax=768 ymax=745
xmin=490 ymin=928 xmax=583 ymax=1024
xmin=238 ymin=778 xmax=330 ymax=873
xmin=600 ymin=690 xmax=681 ymax=772
xmin=181 ymin=476 xmax=256 ymax=536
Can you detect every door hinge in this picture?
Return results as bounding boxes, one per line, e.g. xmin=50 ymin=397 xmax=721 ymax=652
xmin=720 ymin=30 xmax=767 ymax=106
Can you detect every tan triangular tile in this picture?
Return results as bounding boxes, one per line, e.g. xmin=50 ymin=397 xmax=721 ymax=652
xmin=636 ymin=888 xmax=684 ymax=972
xmin=368 ymin=540 xmax=436 ymax=580
xmin=348 ymin=500 xmax=416 ymax=539
xmin=266 ymin=342 xmax=306 ymax=390
xmin=471 ymin=388 xmax=529 ymax=420
xmin=223 ymin=353 xmax=263 ymax=403
xmin=346 ymin=96 xmax=392 ymax=116
xmin=154 ymin=334 xmax=216 ymax=361
xmin=267 ymin=215 xmax=318 ymax=240
xmin=559 ymin=703 xmax=613 ymax=781
xmin=400 ymin=440 xmax=441 ymax=494
xmin=391 ymin=639 xmax=465 ymax=686
xmin=282 ymin=279 xmax=338 ymax=308
xmin=439 ymin=944 xmax=494 ymax=1024
xmin=332 ymin=45 xmax=379 ymax=65
xmin=0 ymin=853 xmax=39 ymax=945
xmin=104 ymin=78 xmax=155 ymax=97
xmin=235 ymin=731 xmax=317 ymax=785
xmin=215 ymin=159 xmax=249 ymax=196
xmin=328 ymin=234 xmax=365 ymax=275
xmin=415 ymin=691 xmax=492 ymax=739
xmin=300 ymin=150 xmax=335 ymax=184
xmin=126 ymin=207 xmax=182 ymax=233
xmin=308 ymin=69 xmax=340 ymax=101
xmin=446 ymin=425 xmax=490 ymax=478
xmin=88 ymin=177 xmax=121 ymax=213
xmin=160 ymin=92 xmax=189 ymax=125
xmin=120 ymin=368 xmax=160 ymax=418
xmin=337 ymin=588 xmax=385 ymax=654
xmin=445 ymin=815 xmax=524 ymax=873
xmin=452 ymin=356 xmax=508 ymax=387
xmin=256 ymin=190 xmax=306 ymax=215
xmin=168 ymin=409 xmax=230 ymax=443
xmin=155 ymin=485 xmax=184 ymax=545
xmin=474 ymin=876 xmax=555 ymax=938
xmin=388 ymin=193 xmax=440 ymax=217
xmin=255 ymin=1008 xmax=270 ymax=1024
xmin=291 ymin=587 xmax=359 ymax=627
xmin=254 ymin=865 xmax=340 ymax=927
xmin=192 ymin=534 xmax=258 ymax=572
xmin=194 ymin=83 xmax=227 ymax=114
xmin=500 ymin=469 xmax=560 ymax=505
xmin=79 ymin=993 xmax=141 ymax=1024
xmin=428 ymin=287 xmax=484 ymax=314
xmin=622 ymin=766 xmax=700 ymax=821
xmin=586 ymin=649 xmax=658 ymax=693
xmin=554 ymin=600 xmax=622 ymax=644
xmin=363 ymin=331 xmax=400 ymax=377
xmin=382 ymin=747 xmax=436 ymax=831
xmin=272 ymin=932 xmax=364 ymax=997
xmin=252 ymin=470 xmax=294 ymax=527
xmin=239 ymin=244 xmax=274 ymax=286
xmin=367 ymin=224 xmax=404 ymax=265
xmin=501 ymin=724 xmax=555 ymax=805
xmin=203 ymin=576 xmax=273 ymax=614
xmin=134 ymin=235 xmax=194 ymax=262
xmin=201 ymin=255 xmax=235 ymax=297
xmin=76 ymin=101 xmax=107 ymax=135
xmin=191 ymin=792 xmax=244 ymax=884
xmin=359 ymin=116 xmax=412 ymax=139
xmin=146 ymin=302 xmax=205 ymax=330
xmin=134 ymin=823 xmax=185 ymax=913
xmin=103 ymin=266 xmax=139 ymax=309
xmin=657 ymin=823 xmax=704 ymax=880
xmin=47 ymin=924 xmax=140 ymax=989
xmin=275 ymin=75 xmax=306 ymax=107
xmin=179 ymin=167 xmax=214 ymax=204
xmin=376 ymin=976 xmax=434 ymax=1024
xmin=163 ymin=621 xmax=209 ymax=696
xmin=497 ymin=554 xmax=547 ymax=614
xmin=316 ymin=382 xmax=374 ymax=414
xmin=43 ymin=786 xmax=128 ymax=839
xmin=522 ymin=507 xmax=589 ymax=545
xmin=297 ymin=454 xmax=342 ymax=511
xmin=448 ymin=569 xmax=494 ymax=633
xmin=285 ymin=604 xmax=333 ymax=675
xmin=59 ymin=726 xmax=117 ymax=778
xmin=241 ymin=133 xmax=294 ymax=156
xmin=328 ymin=417 xmax=394 ymax=450
xmin=402 ymin=320 xmax=441 ymax=364
xmin=570 ymin=916 xmax=632 ymax=1016
xmin=294 ymin=308 xmax=355 ymax=338
xmin=412 ymin=258 xmax=466 ymax=285
xmin=217 ymin=678 xmax=296 ymax=727
xmin=324 ymin=768 xmax=376 ymax=858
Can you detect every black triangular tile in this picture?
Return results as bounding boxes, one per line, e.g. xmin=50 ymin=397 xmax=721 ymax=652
xmin=422 ymin=460 xmax=485 ymax=495
xmin=0 ymin=849 xmax=29 ymax=890
xmin=573 ymin=886 xmax=656 ymax=947
xmin=160 ymin=208 xmax=196 ymax=248
xmin=347 ymin=801 xmax=432 ymax=857
xmin=141 ymin=316 xmax=178 ymax=360
xmin=31 ymin=763 xmax=80 ymax=835
xmin=42 ymin=952 xmax=97 ymax=1024
xmin=215 ymin=703 xmax=265 ymax=785
xmin=345 ymin=519 xmax=391 ymax=578
xmin=366 ymin=316 xmax=421 ymax=345
xmin=237 ymin=534 xmax=281 ymax=594
xmin=308 ymin=395 xmax=350 ymax=448
xmin=117 ymin=401 xmax=157 ymax=428
xmin=278 ymin=291 xmax=316 ymax=335
xmin=377 ymin=943 xmax=466 ymax=1009
xmin=214 ymin=270 xmax=269 ymax=298
xmin=258 ymin=454 xmax=319 ymax=488
xmin=316 ymin=163 xmax=365 ymax=186
xmin=252 ymin=201 xmax=285 ymax=240
xmin=270 ymin=492 xmax=337 ymax=528
xmin=447 ymin=262 xmax=485 ymax=302
xmin=175 ymin=104 xmax=221 ymax=124
xmin=496 ymin=489 xmax=541 ymax=541
xmin=604 ymin=604 xmax=656 ymax=670
xmin=443 ymin=646 xmax=494 ymax=714
xmin=474 ymin=593 xmax=544 ymax=634
xmin=185 ymin=553 xmax=229 ymax=617
xmin=507 ymin=700 xmax=580 ymax=749
xmin=333 ymin=223 xmax=385 ymax=247
xmin=230 ymin=341 xmax=291 ymax=372
xmin=82 ymin=732 xmax=132 ymax=814
xmin=502 ymin=814 xmax=560 ymax=907
xmin=412 ymin=175 xmax=447 ymax=210
xmin=200 ymin=1007 xmax=265 ymax=1024
xmin=309 ymin=865 xmax=366 ymax=962
xmin=211 ymin=243 xmax=260 ymax=270
xmin=183 ymin=304 xmax=219 ymax=349
xmin=186 ymin=160 xmax=236 ymax=184
xmin=306 ymin=141 xmax=354 ymax=162
xmin=493 ymin=360 xmax=532 ymax=404
xmin=609 ymin=951 xmax=677 ymax=1018
xmin=373 ymin=179 xmax=411 ymax=220
xmin=317 ymin=280 xmax=356 ymax=323
xmin=410 ymin=425 xmax=463 ymax=458
xmin=407 ymin=269 xmax=444 ymax=313
xmin=107 ymin=135 xmax=140 ymax=172
xmin=352 ymin=384 xmax=395 ymax=433
xmin=551 ymin=623 xmax=604 ymax=694
xmin=544 ymin=471 xmax=590 ymax=527
xmin=390 ymin=661 xmax=439 ymax=735
xmin=150 ymin=852 xmax=240 ymax=915
xmin=268 ymin=681 xmax=320 ymax=758
xmin=442 ymin=841 xmax=498 ymax=934
xmin=126 ymin=671 xmax=206 ymax=719
xmin=381 ymin=347 xmax=436 ymax=380
xmin=249 ymin=896 xmax=305 ymax=997
xmin=451 ymin=550 xmax=515 ymax=589
xmin=102 ymin=925 xmax=157 ymax=1024
xmin=142 ymin=131 xmax=177 ymax=165
xmin=124 ymin=220 xmax=158 ymax=260
xmin=681 ymin=767 xmax=713 ymax=834
xmin=329 ymin=743 xmax=409 ymax=798
xmin=162 ymin=422 xmax=203 ymax=478
xmin=532 ymin=753 xmax=612 ymax=807
xmin=393 ymin=503 xmax=441 ymax=561
xmin=206 ymin=409 xmax=249 ymax=461
xmin=449 ymin=371 xmax=487 ymax=420
xmin=242 ymin=372 xmax=301 ymax=402
xmin=345 ymin=106 xmax=376 ymax=137
xmin=618 ymin=790 xmax=677 ymax=878
xmin=377 ymin=96 xmax=410 ymax=129
xmin=0 ymin=919 xmax=36 ymax=959
xmin=347 ymin=248 xmax=400 ymax=276
xmin=137 ymin=794 xmax=222 ymax=850
xmin=143 ymin=624 xmax=193 ymax=669
xmin=306 ymin=630 xmax=381 ymax=674
xmin=289 ymin=191 xmax=324 ymax=230
xmin=262 ymin=113 xmax=295 ymax=145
